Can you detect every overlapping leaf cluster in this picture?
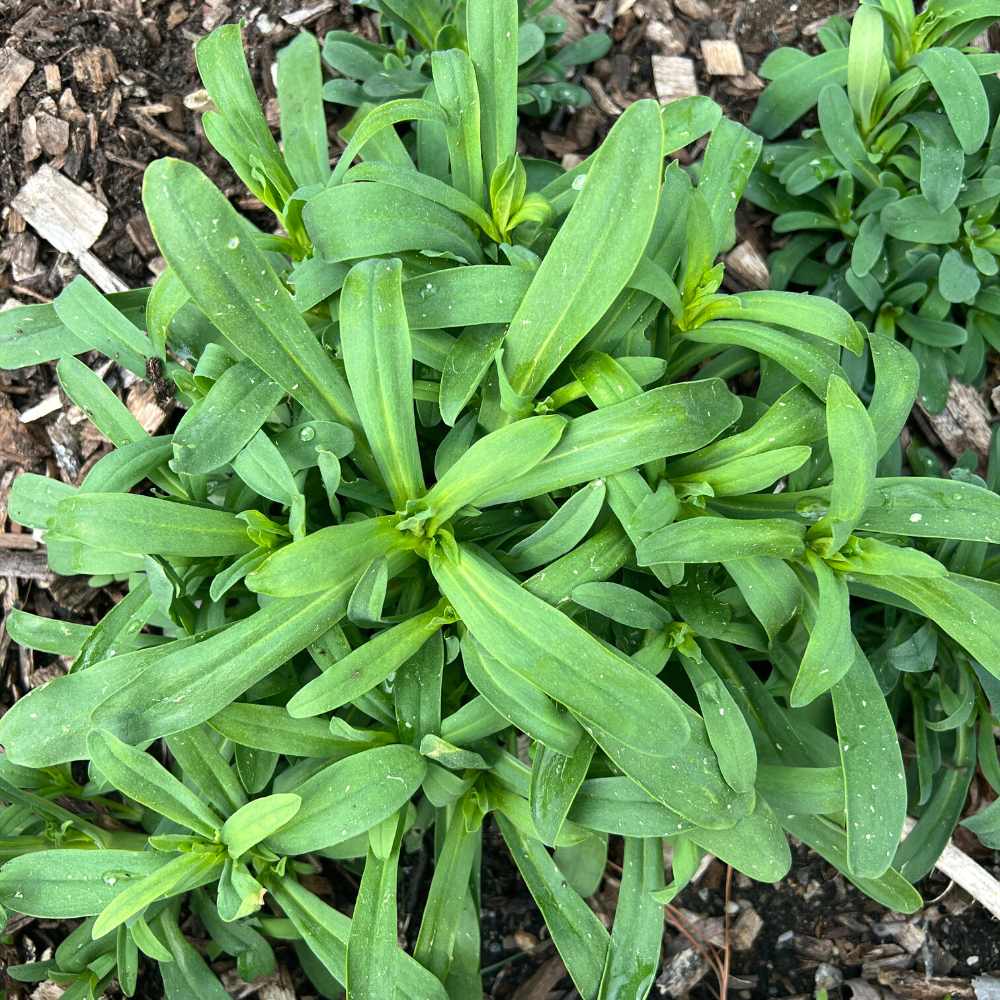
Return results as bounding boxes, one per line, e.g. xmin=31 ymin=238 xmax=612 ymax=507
xmin=747 ymin=0 xmax=1000 ymax=410
xmin=322 ymin=0 xmax=611 ymax=117
xmin=0 ymin=6 xmax=999 ymax=998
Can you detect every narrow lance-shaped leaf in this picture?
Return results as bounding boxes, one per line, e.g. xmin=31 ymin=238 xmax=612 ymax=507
xmin=56 ymin=356 xmax=146 ymax=448
xmin=87 ymin=730 xmax=224 ymax=838
xmin=275 ymin=31 xmax=330 ymax=188
xmin=340 ymin=258 xmax=425 ymax=507
xmin=142 ymin=158 xmax=365 ymax=455
xmin=502 ymin=99 xmax=664 ymax=400
xmin=467 ymin=0 xmax=518 ymax=180
xmin=831 ymin=650 xmax=907 ymax=880
xmin=809 ymin=374 xmax=877 ymax=555
xmin=432 ymin=49 xmax=484 ymax=207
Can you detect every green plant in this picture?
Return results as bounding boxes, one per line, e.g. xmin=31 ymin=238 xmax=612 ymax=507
xmin=1 ymin=7 xmax=1000 ymax=998
xmin=322 ymin=0 xmax=612 ymax=118
xmin=746 ymin=0 xmax=1000 ymax=411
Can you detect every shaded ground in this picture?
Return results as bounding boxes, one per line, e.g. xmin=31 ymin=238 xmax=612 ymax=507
xmin=1 ymin=1 xmax=998 ymax=998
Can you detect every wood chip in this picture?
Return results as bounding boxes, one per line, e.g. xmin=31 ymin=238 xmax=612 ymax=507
xmin=131 ymin=111 xmax=191 ymax=155
xmin=126 ymin=382 xmax=171 ymax=434
xmin=674 ymin=0 xmax=712 ymax=18
xmin=12 ymin=163 xmax=108 ymax=256
xmin=730 ymin=905 xmax=764 ymax=951
xmin=35 ymin=111 xmax=70 ymax=156
xmin=511 ymin=956 xmax=568 ymax=999
xmin=582 ymin=74 xmax=623 ymax=115
xmin=646 ymin=19 xmax=687 ymax=55
xmin=917 ymin=381 xmax=992 ymax=460
xmin=701 ymin=39 xmax=746 ymax=76
xmin=725 ymin=241 xmax=770 ymax=289
xmin=876 ymin=971 xmax=974 ymax=1000
xmin=43 ymin=63 xmax=61 ymax=93
xmin=21 ymin=116 xmax=41 ymax=163
xmin=657 ymin=947 xmax=710 ymax=997
xmin=19 ymin=389 xmax=62 ymax=424
xmin=0 ymin=46 xmax=35 ymax=114
xmin=8 ymin=232 xmax=41 ymax=283
xmin=903 ymin=815 xmax=1000 ymax=919
xmin=72 ymin=47 xmax=119 ymax=93
xmin=166 ymin=1 xmax=190 ymax=29
xmin=282 ymin=1 xmax=336 ymax=25
xmin=79 ymin=250 xmax=129 ymax=294
xmin=652 ymin=55 xmax=698 ymax=103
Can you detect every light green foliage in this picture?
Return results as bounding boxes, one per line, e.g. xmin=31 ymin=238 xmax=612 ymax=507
xmin=2 ymin=8 xmax=999 ymax=999
xmin=748 ymin=0 xmax=1000 ymax=411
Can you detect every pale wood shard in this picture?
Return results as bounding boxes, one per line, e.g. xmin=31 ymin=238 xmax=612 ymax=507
xmin=21 ymin=115 xmax=41 ymax=163
xmin=12 ymin=164 xmax=108 ymax=256
xmin=917 ymin=380 xmax=992 ymax=460
xmin=126 ymin=382 xmax=171 ymax=435
xmin=701 ymin=38 xmax=746 ymax=76
xmin=726 ymin=241 xmax=770 ymax=290
xmin=19 ymin=389 xmax=62 ymax=424
xmin=0 ymin=46 xmax=35 ymax=114
xmin=675 ymin=0 xmax=713 ymax=18
xmin=646 ymin=18 xmax=687 ymax=56
xmin=652 ymin=55 xmax=698 ymax=104
xmin=902 ymin=816 xmax=1000 ymax=920
xmin=43 ymin=63 xmax=61 ymax=93
xmin=80 ymin=251 xmax=129 ymax=294
xmin=35 ymin=111 xmax=70 ymax=156
xmin=282 ymin=0 xmax=335 ymax=24
xmin=72 ymin=46 xmax=119 ymax=93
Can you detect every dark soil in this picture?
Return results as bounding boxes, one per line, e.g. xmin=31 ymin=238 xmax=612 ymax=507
xmin=1 ymin=1 xmax=999 ymax=998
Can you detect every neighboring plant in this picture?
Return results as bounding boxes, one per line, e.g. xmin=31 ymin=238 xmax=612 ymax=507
xmin=322 ymin=0 xmax=612 ymax=117
xmin=1 ymin=6 xmax=1000 ymax=999
xmin=746 ymin=0 xmax=1000 ymax=411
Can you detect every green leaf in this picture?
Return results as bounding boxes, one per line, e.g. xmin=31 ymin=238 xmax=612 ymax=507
xmin=146 ymin=268 xmax=187 ymax=360
xmin=92 ymin=586 xmax=356 ymax=743
xmin=597 ymin=837 xmax=664 ymax=1000
xmin=749 ymin=48 xmax=848 ymax=138
xmin=276 ymin=31 xmax=330 ymax=188
xmin=416 ymin=415 xmax=566 ymax=531
xmin=210 ymin=703 xmax=368 ymax=757
xmin=697 ymin=119 xmax=762 ymax=254
xmin=414 ymin=796 xmax=482 ymax=981
xmin=434 ymin=543 xmax=751 ymax=828
xmin=432 ymin=49 xmax=484 ymax=206
xmin=143 ymin=158 xmax=361 ymax=434
xmin=681 ymin=652 xmax=757 ymax=794
xmin=790 ymin=551 xmax=854 ymax=706
xmin=847 ymin=4 xmax=884 ymax=132
xmin=905 ymin=111 xmax=965 ymax=212
xmin=912 ymin=47 xmax=989 ymax=154
xmin=439 ymin=324 xmax=505 ymax=426
xmin=157 ymin=912 xmax=231 ymax=1000
xmin=165 ymin=726 xmax=247 ymax=817
xmin=88 ymin=730 xmax=224 ymax=838
xmin=868 ymin=330 xmax=919 ymax=459
xmin=462 ymin=637 xmax=584 ymax=755
xmin=881 ymin=194 xmax=961 ymax=243
xmin=467 ymin=0 xmax=518 ymax=179
xmin=684 ymin=321 xmax=847 ymax=399
xmin=818 ymin=85 xmax=880 ymax=189
xmin=347 ymin=814 xmax=407 ymax=999
xmin=92 ymin=850 xmax=224 ymax=938
xmin=172 ymin=360 xmax=285 ymax=475
xmin=52 ymin=276 xmax=151 ymax=378
xmin=56 ymin=357 xmax=145 ymax=447
xmin=484 ymin=380 xmax=742 ymax=504
xmin=196 ymin=25 xmax=294 ymax=212
xmin=305 ymin=181 xmax=484 ymax=264
xmin=502 ymin=99 xmax=664 ymax=399
xmin=724 ymin=557 xmax=801 ymax=641
xmin=0 ymin=851 xmax=169 ymax=918
xmin=505 ymin=479 xmax=606 ymax=572
xmin=247 ymin=516 xmax=413 ymax=597
xmin=52 ymin=494 xmax=254 ymax=558
xmin=288 ymin=604 xmax=446 ymax=716
xmin=637 ymin=516 xmax=806 ymax=564
xmin=403 ymin=265 xmax=530 ymax=329
xmin=530 ymin=738 xmax=596 ymax=845
xmin=341 ymin=258 xmax=425 ymax=506
xmin=267 ymin=745 xmax=426 ymax=855
xmin=704 ymin=290 xmax=863 ymax=353
xmin=4 ymin=609 xmax=92 ymax=656
xmin=570 ymin=582 xmax=669 ymax=629
xmin=497 ymin=814 xmax=610 ymax=997
xmin=809 ymin=374 xmax=877 ymax=554
xmin=832 ymin=649 xmax=907 ymax=878
xmin=222 ymin=794 xmax=301 ymax=859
